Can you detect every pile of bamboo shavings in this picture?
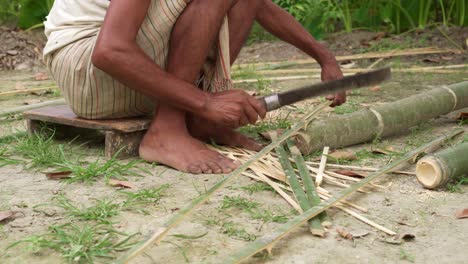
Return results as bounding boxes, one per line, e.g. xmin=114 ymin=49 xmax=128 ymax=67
xmin=216 ymin=146 xmax=396 ymax=235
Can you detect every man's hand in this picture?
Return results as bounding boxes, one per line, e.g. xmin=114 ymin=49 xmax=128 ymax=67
xmin=197 ymin=90 xmax=267 ymax=128
xmin=321 ymin=63 xmax=346 ymax=107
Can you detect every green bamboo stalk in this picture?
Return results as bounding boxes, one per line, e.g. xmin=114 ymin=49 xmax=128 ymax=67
xmin=116 ymin=102 xmax=330 ymax=264
xmin=223 ymin=129 xmax=463 ymax=264
xmin=276 ymin=143 xmax=324 ymax=237
xmin=287 ymin=140 xmax=331 ymax=228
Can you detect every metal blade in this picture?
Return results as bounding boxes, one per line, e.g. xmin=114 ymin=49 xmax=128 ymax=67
xmin=261 ymin=67 xmax=391 ymax=111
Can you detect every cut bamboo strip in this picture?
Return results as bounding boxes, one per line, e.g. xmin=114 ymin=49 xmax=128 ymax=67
xmin=335 ymin=205 xmax=396 ymax=235
xmin=277 ymin=144 xmax=325 ymax=237
xmin=316 ymin=147 xmax=329 ymax=187
xmin=288 ymin=140 xmax=331 ymax=229
xmin=233 ymin=47 xmax=460 ymax=70
xmin=306 ymin=162 xmax=415 ymax=175
xmin=223 ymin=130 xmax=460 ymax=263
xmin=0 ymin=99 xmax=66 ymax=118
xmin=116 ymin=102 xmax=330 ymax=264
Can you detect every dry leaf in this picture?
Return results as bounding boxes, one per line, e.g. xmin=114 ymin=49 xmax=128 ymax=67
xmin=369 ymin=86 xmax=381 ymax=92
xmin=109 ymin=179 xmax=135 ymax=189
xmin=371 ymin=146 xmax=396 ymax=155
xmin=455 ymin=208 xmax=468 ymax=219
xmin=329 ymin=151 xmax=357 ymax=161
xmin=23 ymin=99 xmax=42 ymax=105
xmin=46 ymin=171 xmax=72 ymax=180
xmin=340 ymin=61 xmax=356 ymax=69
xmin=441 ymin=56 xmax=453 ymax=61
xmin=352 ymin=230 xmax=370 ymax=238
xmin=457 ymin=112 xmax=468 ymax=120
xmin=398 ymin=232 xmax=415 ymax=242
xmin=336 ymin=227 xmax=353 ymax=240
xmin=334 ymin=170 xmax=367 ymax=178
xmin=15 ymin=83 xmax=25 ymax=90
xmin=422 ymin=57 xmax=440 ymax=63
xmin=34 ymin=72 xmax=49 ymax=81
xmin=0 ymin=210 xmax=19 ymax=222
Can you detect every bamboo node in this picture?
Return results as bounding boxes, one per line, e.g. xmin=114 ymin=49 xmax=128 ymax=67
xmin=440 ymin=85 xmax=458 ymax=111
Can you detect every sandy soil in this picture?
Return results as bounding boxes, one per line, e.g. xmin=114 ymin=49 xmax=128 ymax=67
xmin=0 ymin=38 xmax=468 ymax=264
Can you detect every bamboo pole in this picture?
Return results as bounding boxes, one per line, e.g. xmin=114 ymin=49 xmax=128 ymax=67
xmin=223 ymin=130 xmax=461 ymax=264
xmin=233 ymin=47 xmax=460 ymax=70
xmin=276 ymin=143 xmax=325 ymax=237
xmin=296 ymin=82 xmax=468 ymax=155
xmin=115 ymin=102 xmax=330 ymax=264
xmin=0 ymin=99 xmax=66 ymax=118
xmin=416 ymin=142 xmax=468 ymax=189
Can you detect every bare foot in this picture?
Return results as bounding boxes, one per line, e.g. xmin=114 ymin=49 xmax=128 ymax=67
xmin=187 ymin=115 xmax=264 ymax=152
xmin=139 ymin=125 xmax=238 ymax=175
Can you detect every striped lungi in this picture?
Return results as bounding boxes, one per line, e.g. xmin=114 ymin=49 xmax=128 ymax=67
xmin=44 ymin=0 xmax=232 ymax=119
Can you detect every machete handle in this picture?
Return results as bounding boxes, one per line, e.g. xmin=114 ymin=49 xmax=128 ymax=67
xmin=258 ymin=94 xmax=281 ymax=112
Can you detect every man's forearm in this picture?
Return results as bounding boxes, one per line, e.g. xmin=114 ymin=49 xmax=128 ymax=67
xmin=256 ymin=1 xmax=337 ymax=67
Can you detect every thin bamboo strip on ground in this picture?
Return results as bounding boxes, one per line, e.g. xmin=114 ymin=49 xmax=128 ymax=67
xmin=0 ymin=86 xmax=58 ymax=97
xmin=116 ymin=102 xmax=330 ymax=264
xmin=233 ymin=47 xmax=460 ymax=70
xmin=305 ymin=162 xmax=415 ymax=175
xmin=276 ymin=143 xmax=325 ymax=237
xmin=222 ymin=130 xmax=461 ymax=264
xmin=0 ymin=99 xmax=66 ymax=118
xmin=315 ymin=147 xmax=329 ymax=187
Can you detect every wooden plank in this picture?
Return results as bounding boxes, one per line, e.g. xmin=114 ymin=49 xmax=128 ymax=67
xmin=23 ymin=105 xmax=151 ymax=133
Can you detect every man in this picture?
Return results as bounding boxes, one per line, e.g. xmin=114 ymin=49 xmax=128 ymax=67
xmin=44 ymin=0 xmax=345 ymax=175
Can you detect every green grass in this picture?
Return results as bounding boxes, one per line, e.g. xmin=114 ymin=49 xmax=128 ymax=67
xmin=0 ymin=148 xmax=21 ymax=167
xmin=121 ymin=184 xmax=170 ymax=211
xmin=50 ymin=195 xmax=121 ymax=224
xmin=238 ymin=112 xmax=292 ymax=139
xmin=55 ymin=147 xmax=150 ymax=184
xmin=220 ymin=221 xmax=256 ymax=241
xmin=334 ymin=99 xmax=361 ymax=115
xmin=12 ymin=131 xmax=66 ymax=169
xmin=399 ymin=248 xmax=415 ymax=263
xmin=245 ymin=208 xmax=288 ymax=223
xmin=447 ymin=175 xmax=468 ymax=193
xmin=8 ymin=223 xmax=138 ymax=264
xmin=239 ymin=182 xmax=275 ymax=195
xmin=219 ymin=196 xmax=259 ymax=211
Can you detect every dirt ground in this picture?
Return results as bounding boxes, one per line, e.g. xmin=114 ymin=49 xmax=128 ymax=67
xmin=0 ymin=29 xmax=468 ymax=264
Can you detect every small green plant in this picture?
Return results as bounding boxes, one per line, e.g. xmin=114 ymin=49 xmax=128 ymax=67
xmin=8 ymin=223 xmax=138 ymax=264
xmin=334 ymin=100 xmax=360 ymax=115
xmin=56 ymin=147 xmax=150 ymax=184
xmin=245 ymin=208 xmax=288 ymax=223
xmin=447 ymin=175 xmax=468 ymax=193
xmin=239 ymin=182 xmax=275 ymax=195
xmin=254 ymin=77 xmax=272 ymax=95
xmin=0 ymin=148 xmax=21 ymax=167
xmin=121 ymin=184 xmax=170 ymax=209
xmin=50 ymin=195 xmax=121 ymax=223
xmin=238 ymin=112 xmax=292 ymax=139
xmin=220 ymin=196 xmax=259 ymax=211
xmin=399 ymin=248 xmax=415 ymax=262
xmin=221 ymin=221 xmax=256 ymax=241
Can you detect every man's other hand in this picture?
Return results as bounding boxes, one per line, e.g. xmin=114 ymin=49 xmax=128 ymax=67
xmin=198 ymin=90 xmax=267 ymax=128
xmin=321 ymin=63 xmax=347 ymax=107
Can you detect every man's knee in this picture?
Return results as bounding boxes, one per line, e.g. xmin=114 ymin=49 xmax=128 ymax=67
xmin=189 ymin=0 xmax=237 ymax=13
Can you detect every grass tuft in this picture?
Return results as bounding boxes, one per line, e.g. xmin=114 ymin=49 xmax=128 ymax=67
xmin=239 ymin=182 xmax=275 ymax=195
xmin=50 ymin=195 xmax=121 ymax=223
xmin=13 ymin=131 xmax=65 ymax=169
xmin=121 ymin=184 xmax=170 ymax=210
xmin=8 ymin=223 xmax=138 ymax=263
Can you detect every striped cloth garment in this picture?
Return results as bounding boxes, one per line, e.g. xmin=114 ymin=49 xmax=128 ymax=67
xmin=43 ymin=0 xmax=232 ymax=119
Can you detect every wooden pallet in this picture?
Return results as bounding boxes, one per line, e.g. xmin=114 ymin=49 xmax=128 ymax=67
xmin=23 ymin=105 xmax=151 ymax=159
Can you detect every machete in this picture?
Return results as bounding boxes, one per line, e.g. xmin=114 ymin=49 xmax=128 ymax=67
xmin=260 ymin=67 xmax=391 ymax=112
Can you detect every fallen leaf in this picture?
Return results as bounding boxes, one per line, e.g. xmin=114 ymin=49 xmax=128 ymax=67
xmin=336 ymin=227 xmax=353 ymax=240
xmin=441 ymin=56 xmax=453 ymax=61
xmin=0 ymin=210 xmax=19 ymax=222
xmin=334 ymin=170 xmax=367 ymax=178
xmin=23 ymin=99 xmax=42 ymax=105
xmin=109 ymin=179 xmax=135 ymax=189
xmin=15 ymin=83 xmax=25 ymax=90
xmin=422 ymin=57 xmax=440 ymax=64
xmin=34 ymin=72 xmax=49 ymax=81
xmin=398 ymin=232 xmax=416 ymax=242
xmin=457 ymin=112 xmax=468 ymax=120
xmin=46 ymin=171 xmax=72 ymax=180
xmin=369 ymin=86 xmax=381 ymax=92
xmin=352 ymin=230 xmax=370 ymax=238
xmin=329 ymin=151 xmax=357 ymax=161
xmin=371 ymin=146 xmax=396 ymax=155
xmin=6 ymin=50 xmax=18 ymax=56
xmin=455 ymin=208 xmax=468 ymax=219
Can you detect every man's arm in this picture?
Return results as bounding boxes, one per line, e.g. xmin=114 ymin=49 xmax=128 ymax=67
xmin=92 ymin=0 xmax=265 ymax=127
xmin=256 ymin=1 xmax=346 ymax=106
